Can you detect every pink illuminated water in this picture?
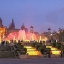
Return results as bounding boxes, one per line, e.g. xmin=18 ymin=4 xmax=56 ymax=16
xmin=7 ymin=30 xmax=37 ymax=40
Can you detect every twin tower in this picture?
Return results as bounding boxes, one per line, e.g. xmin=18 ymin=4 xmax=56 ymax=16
xmin=0 ymin=18 xmax=34 ymax=33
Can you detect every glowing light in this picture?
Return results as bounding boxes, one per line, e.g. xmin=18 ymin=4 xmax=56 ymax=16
xmin=46 ymin=46 xmax=52 ymax=48
xmin=24 ymin=40 xmax=30 ymax=42
xmin=16 ymin=40 xmax=18 ymax=43
xmin=27 ymin=48 xmax=36 ymax=51
xmin=24 ymin=46 xmax=32 ymax=48
xmin=32 ymin=35 xmax=34 ymax=41
xmin=13 ymin=36 xmax=15 ymax=41
xmin=46 ymin=46 xmax=61 ymax=55
xmin=42 ymin=37 xmax=47 ymax=41
xmin=23 ymin=36 xmax=24 ymax=41
xmin=3 ymin=34 xmax=5 ymax=39
xmin=37 ymin=40 xmax=38 ymax=42
xmin=28 ymin=51 xmax=41 ymax=55
xmin=39 ymin=36 xmax=41 ymax=42
xmin=51 ymin=50 xmax=61 ymax=55
xmin=51 ymin=47 xmax=58 ymax=50
xmin=8 ymin=40 xmax=10 ymax=43
xmin=24 ymin=46 xmax=42 ymax=56
xmin=40 ymin=36 xmax=41 ymax=41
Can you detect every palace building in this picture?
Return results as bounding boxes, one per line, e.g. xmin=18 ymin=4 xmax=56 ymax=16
xmin=0 ymin=18 xmax=48 ymax=41
xmin=0 ymin=18 xmax=26 ymax=39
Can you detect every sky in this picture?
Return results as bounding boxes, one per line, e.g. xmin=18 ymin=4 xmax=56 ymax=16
xmin=0 ymin=0 xmax=64 ymax=33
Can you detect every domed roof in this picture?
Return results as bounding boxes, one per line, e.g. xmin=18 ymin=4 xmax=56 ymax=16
xmin=30 ymin=25 xmax=33 ymax=28
xmin=21 ymin=23 xmax=25 ymax=30
xmin=48 ymin=27 xmax=51 ymax=30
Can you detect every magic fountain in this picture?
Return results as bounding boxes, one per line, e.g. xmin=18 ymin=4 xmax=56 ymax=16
xmin=7 ymin=30 xmax=48 ymax=42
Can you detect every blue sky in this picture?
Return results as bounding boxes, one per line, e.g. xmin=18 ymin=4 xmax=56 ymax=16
xmin=0 ymin=0 xmax=64 ymax=33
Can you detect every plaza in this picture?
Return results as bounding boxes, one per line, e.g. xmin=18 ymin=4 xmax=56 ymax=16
xmin=0 ymin=58 xmax=64 ymax=64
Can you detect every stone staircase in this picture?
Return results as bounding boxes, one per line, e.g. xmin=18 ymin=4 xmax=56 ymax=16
xmin=0 ymin=46 xmax=15 ymax=58
xmin=24 ymin=46 xmax=42 ymax=56
xmin=46 ymin=46 xmax=61 ymax=57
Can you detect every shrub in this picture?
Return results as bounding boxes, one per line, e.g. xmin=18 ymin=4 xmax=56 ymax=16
xmin=17 ymin=42 xmax=22 ymax=45
xmin=31 ymin=43 xmax=36 ymax=47
xmin=42 ymin=45 xmax=46 ymax=49
xmin=35 ymin=45 xmax=40 ymax=50
xmin=56 ymin=43 xmax=62 ymax=49
xmin=52 ymin=42 xmax=56 ymax=47
xmin=14 ymin=50 xmax=19 ymax=56
xmin=24 ymin=48 xmax=27 ymax=54
xmin=38 ymin=47 xmax=45 ymax=54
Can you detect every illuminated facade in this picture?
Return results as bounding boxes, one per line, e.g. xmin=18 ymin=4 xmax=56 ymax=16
xmin=0 ymin=18 xmax=48 ymax=41
xmin=0 ymin=18 xmax=7 ymax=41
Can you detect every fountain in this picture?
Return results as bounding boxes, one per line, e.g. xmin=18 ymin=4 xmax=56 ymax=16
xmin=7 ymin=29 xmax=48 ymax=42
xmin=39 ymin=36 xmax=42 ymax=42
xmin=7 ymin=30 xmax=39 ymax=41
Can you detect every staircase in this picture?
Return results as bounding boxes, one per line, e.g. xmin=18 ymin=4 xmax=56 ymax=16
xmin=24 ymin=46 xmax=42 ymax=56
xmin=0 ymin=46 xmax=15 ymax=58
xmin=46 ymin=46 xmax=61 ymax=55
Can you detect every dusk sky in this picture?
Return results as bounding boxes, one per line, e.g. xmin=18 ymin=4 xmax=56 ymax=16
xmin=0 ymin=0 xmax=64 ymax=33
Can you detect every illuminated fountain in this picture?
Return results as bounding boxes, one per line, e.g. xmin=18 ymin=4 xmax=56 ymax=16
xmin=7 ymin=30 xmax=47 ymax=42
xmin=39 ymin=36 xmax=41 ymax=42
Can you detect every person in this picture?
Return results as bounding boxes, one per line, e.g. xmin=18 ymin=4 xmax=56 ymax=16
xmin=48 ymin=50 xmax=51 ymax=58
xmin=44 ymin=52 xmax=47 ymax=58
xmin=61 ymin=50 xmax=63 ymax=57
xmin=1 ymin=41 xmax=5 ymax=46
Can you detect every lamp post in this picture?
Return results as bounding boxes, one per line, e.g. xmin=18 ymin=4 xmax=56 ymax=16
xmin=50 ymin=34 xmax=53 ymax=43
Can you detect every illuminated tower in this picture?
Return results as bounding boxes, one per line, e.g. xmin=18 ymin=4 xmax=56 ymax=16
xmin=30 ymin=25 xmax=33 ymax=33
xmin=0 ymin=18 xmax=3 ymax=27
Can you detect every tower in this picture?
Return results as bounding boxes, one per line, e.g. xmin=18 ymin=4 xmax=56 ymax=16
xmin=9 ymin=19 xmax=15 ymax=29
xmin=0 ymin=18 xmax=3 ymax=27
xmin=48 ymin=27 xmax=51 ymax=33
xmin=30 ymin=25 xmax=34 ymax=33
xmin=11 ymin=19 xmax=15 ymax=29
xmin=48 ymin=27 xmax=52 ymax=40
xmin=21 ymin=23 xmax=25 ymax=30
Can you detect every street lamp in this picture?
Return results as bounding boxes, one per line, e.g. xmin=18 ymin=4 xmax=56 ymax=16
xmin=50 ymin=34 xmax=53 ymax=43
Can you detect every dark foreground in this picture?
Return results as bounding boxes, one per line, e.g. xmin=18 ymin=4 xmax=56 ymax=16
xmin=0 ymin=58 xmax=64 ymax=64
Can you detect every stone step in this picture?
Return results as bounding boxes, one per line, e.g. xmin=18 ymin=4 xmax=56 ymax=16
xmin=0 ymin=51 xmax=15 ymax=58
xmin=24 ymin=46 xmax=42 ymax=56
